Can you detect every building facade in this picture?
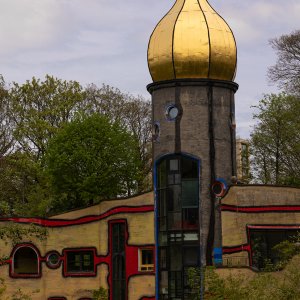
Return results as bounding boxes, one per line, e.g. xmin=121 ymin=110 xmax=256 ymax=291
xmin=0 ymin=193 xmax=155 ymax=300
xmin=0 ymin=1 xmax=299 ymax=300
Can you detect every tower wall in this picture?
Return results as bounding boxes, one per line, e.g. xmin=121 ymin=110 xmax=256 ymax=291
xmin=149 ymin=79 xmax=238 ymax=265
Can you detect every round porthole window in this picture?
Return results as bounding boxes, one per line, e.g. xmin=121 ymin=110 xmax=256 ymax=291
xmin=166 ymin=105 xmax=179 ymax=121
xmin=46 ymin=252 xmax=61 ymax=269
xmin=212 ymin=178 xmax=228 ymax=197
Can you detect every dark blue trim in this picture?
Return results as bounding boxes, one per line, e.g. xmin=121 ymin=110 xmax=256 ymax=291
xmin=216 ymin=177 xmax=228 ymax=190
xmin=154 ymin=152 xmax=201 ymax=165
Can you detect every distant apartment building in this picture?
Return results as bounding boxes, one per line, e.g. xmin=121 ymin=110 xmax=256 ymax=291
xmin=236 ymin=138 xmax=250 ymax=183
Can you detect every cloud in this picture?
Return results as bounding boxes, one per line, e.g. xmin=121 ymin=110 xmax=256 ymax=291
xmin=0 ymin=0 xmax=298 ymax=137
xmin=215 ymin=0 xmax=300 ymax=46
xmin=0 ymin=0 xmax=70 ymax=55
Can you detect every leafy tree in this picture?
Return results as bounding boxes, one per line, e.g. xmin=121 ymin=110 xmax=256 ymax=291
xmin=268 ymin=30 xmax=300 ymax=94
xmin=84 ymin=84 xmax=152 ymax=191
xmin=8 ymin=75 xmax=85 ymax=160
xmin=0 ymin=76 xmax=152 ymax=215
xmin=44 ymin=114 xmax=142 ymax=212
xmin=0 ymin=151 xmax=52 ymax=216
xmin=250 ymin=93 xmax=300 ymax=186
xmin=0 ymin=75 xmax=14 ymax=157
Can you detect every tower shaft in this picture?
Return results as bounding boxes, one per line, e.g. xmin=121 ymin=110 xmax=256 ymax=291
xmin=149 ymin=79 xmax=238 ymax=298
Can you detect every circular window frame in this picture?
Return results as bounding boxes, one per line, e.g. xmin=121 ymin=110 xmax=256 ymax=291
xmin=46 ymin=251 xmax=61 ymax=269
xmin=165 ymin=105 xmax=179 ymax=121
xmin=212 ymin=178 xmax=228 ymax=197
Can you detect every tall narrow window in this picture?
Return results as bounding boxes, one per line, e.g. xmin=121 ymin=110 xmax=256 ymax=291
xmin=156 ymin=154 xmax=200 ymax=299
xmin=111 ymin=222 xmax=126 ymax=300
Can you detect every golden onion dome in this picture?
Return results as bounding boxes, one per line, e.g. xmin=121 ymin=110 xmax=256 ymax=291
xmin=147 ymin=0 xmax=237 ymax=82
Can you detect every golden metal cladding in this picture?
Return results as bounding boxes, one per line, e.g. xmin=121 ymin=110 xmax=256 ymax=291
xmin=148 ymin=0 xmax=237 ymax=82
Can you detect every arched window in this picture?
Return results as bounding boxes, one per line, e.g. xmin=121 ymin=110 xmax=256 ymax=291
xmin=11 ymin=244 xmax=40 ymax=278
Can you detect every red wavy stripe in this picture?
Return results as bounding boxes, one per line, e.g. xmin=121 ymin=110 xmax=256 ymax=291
xmin=248 ymin=225 xmax=300 ymax=230
xmin=0 ymin=205 xmax=154 ymax=227
xmin=221 ymin=205 xmax=300 ymax=213
xmin=223 ymin=244 xmax=250 ymax=254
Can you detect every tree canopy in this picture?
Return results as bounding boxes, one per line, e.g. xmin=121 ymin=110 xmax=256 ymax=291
xmin=250 ymin=93 xmax=300 ymax=186
xmin=0 ymin=75 xmax=152 ymax=216
xmin=45 ymin=114 xmax=142 ymax=211
xmin=268 ymin=30 xmax=300 ymax=95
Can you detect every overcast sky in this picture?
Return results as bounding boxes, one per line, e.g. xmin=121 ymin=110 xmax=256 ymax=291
xmin=0 ymin=0 xmax=299 ymax=137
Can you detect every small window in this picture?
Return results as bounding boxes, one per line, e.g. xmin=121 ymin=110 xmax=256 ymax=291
xmin=166 ymin=105 xmax=179 ymax=121
xmin=169 ymin=159 xmax=179 ymax=171
xmin=46 ymin=252 xmax=61 ymax=269
xmin=64 ymin=249 xmax=95 ymax=276
xmin=12 ymin=244 xmax=40 ymax=278
xmin=139 ymin=248 xmax=154 ymax=272
xmin=153 ymin=122 xmax=160 ymax=142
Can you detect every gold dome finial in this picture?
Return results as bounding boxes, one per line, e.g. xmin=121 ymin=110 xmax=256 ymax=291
xmin=147 ymin=0 xmax=237 ymax=82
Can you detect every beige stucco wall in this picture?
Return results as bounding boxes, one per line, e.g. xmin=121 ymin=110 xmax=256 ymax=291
xmin=221 ymin=185 xmax=300 ymax=267
xmin=0 ymin=192 xmax=155 ymax=299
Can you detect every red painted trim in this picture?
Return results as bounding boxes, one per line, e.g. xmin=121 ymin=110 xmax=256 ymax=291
xmin=222 ymin=244 xmax=250 ymax=254
xmin=221 ymin=204 xmax=300 ymax=213
xmin=108 ymin=220 xmax=156 ymax=300
xmin=109 ymin=219 xmax=127 ymax=300
xmin=0 ymin=205 xmax=154 ymax=227
xmin=248 ymin=224 xmax=300 ymax=230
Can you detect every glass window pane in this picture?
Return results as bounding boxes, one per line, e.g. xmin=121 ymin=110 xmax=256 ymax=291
xmin=182 ymin=157 xmax=198 ymax=179
xmin=158 ymin=160 xmax=167 ymax=188
xmin=169 ymin=159 xmax=179 ymax=171
xmin=183 ymin=247 xmax=199 ymax=266
xmin=168 ymin=174 xmax=175 ymax=185
xmin=182 ymin=180 xmax=198 ymax=207
xmin=170 ymin=246 xmax=182 ymax=271
xmin=159 ymin=232 xmax=168 ymax=246
xmin=170 ymin=271 xmax=183 ymax=297
xmin=159 ymin=216 xmax=167 ymax=231
xmin=182 ymin=208 xmax=199 ymax=229
xmin=142 ymin=250 xmax=153 ymax=265
xmin=160 ymin=248 xmax=167 ymax=270
xmin=170 ymin=232 xmax=183 ymax=243
xmin=183 ymin=232 xmax=198 ymax=241
xmin=159 ymin=190 xmax=167 ymax=217
xmin=160 ymin=271 xmax=168 ymax=294
xmin=66 ymin=251 xmax=94 ymax=273
xmin=168 ymin=212 xmax=182 ymax=230
xmin=168 ymin=185 xmax=181 ymax=211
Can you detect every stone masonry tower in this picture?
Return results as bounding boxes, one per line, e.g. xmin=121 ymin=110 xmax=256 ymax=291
xmin=147 ymin=0 xmax=238 ymax=298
